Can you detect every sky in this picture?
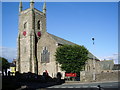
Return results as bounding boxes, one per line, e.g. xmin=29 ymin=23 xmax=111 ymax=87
xmin=1 ymin=2 xmax=119 ymax=64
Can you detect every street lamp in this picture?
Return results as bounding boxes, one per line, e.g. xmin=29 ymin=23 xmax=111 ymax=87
xmin=92 ymin=37 xmax=96 ymax=81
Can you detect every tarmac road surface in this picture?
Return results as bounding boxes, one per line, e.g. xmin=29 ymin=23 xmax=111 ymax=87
xmin=47 ymin=81 xmax=119 ymax=89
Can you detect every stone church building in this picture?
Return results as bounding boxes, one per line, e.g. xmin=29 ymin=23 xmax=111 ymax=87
xmin=16 ymin=1 xmax=100 ymax=78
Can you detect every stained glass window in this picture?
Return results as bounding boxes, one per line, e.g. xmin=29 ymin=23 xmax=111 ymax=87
xmin=41 ymin=47 xmax=50 ymax=63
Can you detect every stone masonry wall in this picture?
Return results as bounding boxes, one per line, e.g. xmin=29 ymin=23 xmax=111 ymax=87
xmin=80 ymin=70 xmax=119 ymax=82
xmin=37 ymin=32 xmax=58 ymax=78
xmin=95 ymin=70 xmax=119 ymax=82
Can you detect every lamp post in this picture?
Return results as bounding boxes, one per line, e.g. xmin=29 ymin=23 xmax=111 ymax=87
xmin=92 ymin=37 xmax=96 ymax=81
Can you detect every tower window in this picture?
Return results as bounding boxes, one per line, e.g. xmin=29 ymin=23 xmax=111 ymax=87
xmin=41 ymin=47 xmax=50 ymax=63
xmin=38 ymin=20 xmax=40 ymax=29
xmin=24 ymin=22 xmax=27 ymax=29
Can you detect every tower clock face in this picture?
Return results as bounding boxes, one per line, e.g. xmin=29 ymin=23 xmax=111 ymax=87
xmin=37 ymin=32 xmax=41 ymax=37
xmin=23 ymin=31 xmax=26 ymax=36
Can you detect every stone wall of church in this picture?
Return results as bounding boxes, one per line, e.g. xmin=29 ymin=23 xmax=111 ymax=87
xmin=19 ymin=37 xmax=31 ymax=73
xmin=19 ymin=9 xmax=33 ymax=34
xmin=84 ymin=59 xmax=102 ymax=74
xmin=80 ymin=59 xmax=102 ymax=82
xmin=34 ymin=9 xmax=46 ymax=36
xmin=80 ymin=59 xmax=101 ymax=82
xmin=17 ymin=9 xmax=34 ymax=73
xmin=37 ymin=32 xmax=59 ymax=78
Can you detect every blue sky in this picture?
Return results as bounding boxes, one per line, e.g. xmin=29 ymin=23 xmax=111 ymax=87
xmin=1 ymin=2 xmax=118 ymax=63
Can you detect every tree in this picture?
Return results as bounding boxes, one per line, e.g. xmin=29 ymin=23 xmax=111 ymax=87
xmin=0 ymin=57 xmax=10 ymax=76
xmin=55 ymin=44 xmax=88 ymax=75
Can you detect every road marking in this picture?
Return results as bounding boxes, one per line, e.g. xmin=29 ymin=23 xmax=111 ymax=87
xmin=48 ymin=86 xmax=99 ymax=88
xmin=67 ymin=86 xmax=74 ymax=88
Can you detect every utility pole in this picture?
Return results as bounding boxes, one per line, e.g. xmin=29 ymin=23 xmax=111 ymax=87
xmin=92 ymin=37 xmax=96 ymax=81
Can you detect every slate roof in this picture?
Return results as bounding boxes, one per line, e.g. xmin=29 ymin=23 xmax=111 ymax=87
xmin=48 ymin=33 xmax=99 ymax=60
xmin=48 ymin=33 xmax=76 ymax=45
xmin=99 ymin=60 xmax=114 ymax=70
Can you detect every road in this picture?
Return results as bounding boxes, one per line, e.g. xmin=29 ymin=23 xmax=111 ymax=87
xmin=47 ymin=81 xmax=119 ymax=89
xmin=17 ymin=81 xmax=120 ymax=90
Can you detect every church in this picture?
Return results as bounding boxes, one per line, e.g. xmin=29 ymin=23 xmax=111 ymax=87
xmin=16 ymin=1 xmax=100 ymax=78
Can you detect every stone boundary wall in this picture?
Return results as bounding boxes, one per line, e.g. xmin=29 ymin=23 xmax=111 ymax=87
xmin=80 ymin=70 xmax=119 ymax=82
xmin=80 ymin=71 xmax=93 ymax=82
xmin=95 ymin=70 xmax=119 ymax=82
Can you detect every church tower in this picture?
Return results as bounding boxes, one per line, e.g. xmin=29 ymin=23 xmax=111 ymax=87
xmin=16 ymin=1 xmax=47 ymax=74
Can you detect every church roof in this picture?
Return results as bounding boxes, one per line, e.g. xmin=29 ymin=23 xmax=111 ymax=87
xmin=48 ymin=33 xmax=99 ymax=60
xmin=99 ymin=60 xmax=114 ymax=70
xmin=48 ymin=33 xmax=76 ymax=45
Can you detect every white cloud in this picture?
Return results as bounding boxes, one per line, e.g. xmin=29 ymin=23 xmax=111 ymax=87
xmin=0 ymin=47 xmax=17 ymax=62
xmin=98 ymin=53 xmax=119 ymax=64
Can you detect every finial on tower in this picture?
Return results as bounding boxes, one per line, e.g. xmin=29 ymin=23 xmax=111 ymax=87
xmin=43 ymin=1 xmax=46 ymax=14
xmin=30 ymin=0 xmax=34 ymax=9
xmin=19 ymin=1 xmax=23 ymax=12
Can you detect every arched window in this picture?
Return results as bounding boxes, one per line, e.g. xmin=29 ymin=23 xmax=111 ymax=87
xmin=24 ymin=22 xmax=27 ymax=29
xmin=89 ymin=66 xmax=90 ymax=71
xmin=87 ymin=65 xmax=90 ymax=71
xmin=41 ymin=47 xmax=50 ymax=63
xmin=37 ymin=20 xmax=40 ymax=29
